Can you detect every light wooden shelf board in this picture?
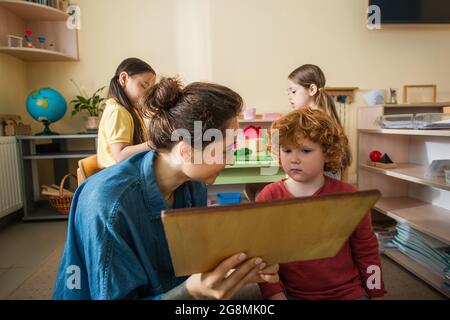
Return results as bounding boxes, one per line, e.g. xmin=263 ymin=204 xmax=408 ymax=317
xmin=383 ymin=249 xmax=449 ymax=298
xmin=24 ymin=151 xmax=95 ymax=160
xmin=215 ymin=169 xmax=286 ymax=185
xmin=359 ymin=163 xmax=450 ymax=191
xmin=16 ymin=134 xmax=98 ymax=140
xmin=238 ymin=119 xmax=276 ymax=123
xmin=360 ymin=102 xmax=450 ymax=109
xmin=0 ymin=47 xmax=78 ymax=61
xmin=226 ymin=161 xmax=279 ymax=169
xmin=375 ymin=196 xmax=450 ymax=245
xmin=0 ymin=0 xmax=68 ymax=21
xmin=358 ymin=128 xmax=450 ymax=137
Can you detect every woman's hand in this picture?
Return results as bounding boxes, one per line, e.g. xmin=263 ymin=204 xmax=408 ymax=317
xmin=185 ymin=253 xmax=279 ymax=300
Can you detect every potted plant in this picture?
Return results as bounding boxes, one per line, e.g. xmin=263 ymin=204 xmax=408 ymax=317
xmin=70 ymin=79 xmax=106 ymax=131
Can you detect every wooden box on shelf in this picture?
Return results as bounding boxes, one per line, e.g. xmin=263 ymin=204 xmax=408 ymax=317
xmin=0 ymin=0 xmax=79 ymax=61
xmin=366 ymin=160 xmax=398 ymax=169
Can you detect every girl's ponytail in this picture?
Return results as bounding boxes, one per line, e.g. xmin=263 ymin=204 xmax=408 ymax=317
xmin=316 ymin=88 xmax=341 ymax=126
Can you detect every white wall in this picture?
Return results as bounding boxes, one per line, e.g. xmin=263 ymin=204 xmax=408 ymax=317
xmin=1 ymin=0 xmax=450 ymax=175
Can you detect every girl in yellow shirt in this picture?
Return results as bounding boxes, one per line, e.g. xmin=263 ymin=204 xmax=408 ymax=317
xmin=97 ymin=58 xmax=156 ymax=168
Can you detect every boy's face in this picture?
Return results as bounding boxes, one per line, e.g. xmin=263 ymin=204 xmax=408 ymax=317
xmin=279 ymin=138 xmax=325 ymax=182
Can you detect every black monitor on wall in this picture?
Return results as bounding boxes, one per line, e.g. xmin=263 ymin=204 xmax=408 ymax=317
xmin=369 ymin=0 xmax=450 ymax=24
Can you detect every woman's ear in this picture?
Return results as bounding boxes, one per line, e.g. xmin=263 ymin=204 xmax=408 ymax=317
xmin=177 ymin=141 xmax=193 ymax=164
xmin=118 ymin=72 xmax=129 ymax=88
xmin=309 ymin=84 xmax=318 ymax=97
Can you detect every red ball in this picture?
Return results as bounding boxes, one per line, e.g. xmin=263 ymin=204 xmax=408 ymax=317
xmin=370 ymin=150 xmax=382 ymax=162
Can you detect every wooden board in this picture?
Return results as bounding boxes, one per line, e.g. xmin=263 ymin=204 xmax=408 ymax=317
xmin=162 ymin=190 xmax=380 ymax=276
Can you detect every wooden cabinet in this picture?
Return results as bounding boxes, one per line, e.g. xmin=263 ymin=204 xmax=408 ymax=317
xmin=0 ymin=0 xmax=79 ymax=61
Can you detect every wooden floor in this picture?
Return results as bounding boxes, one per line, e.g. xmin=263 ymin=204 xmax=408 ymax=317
xmin=0 ymin=221 xmax=447 ymax=300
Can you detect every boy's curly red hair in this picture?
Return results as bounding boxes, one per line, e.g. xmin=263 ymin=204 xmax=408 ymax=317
xmin=271 ymin=108 xmax=350 ymax=173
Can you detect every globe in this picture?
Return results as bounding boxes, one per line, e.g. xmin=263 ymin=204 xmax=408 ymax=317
xmin=26 ymin=88 xmax=67 ymax=135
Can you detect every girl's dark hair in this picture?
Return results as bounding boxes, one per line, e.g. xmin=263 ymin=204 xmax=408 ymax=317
xmin=288 ymin=64 xmax=352 ymax=168
xmin=142 ymin=77 xmax=243 ymax=150
xmin=108 ymin=58 xmax=156 ymax=144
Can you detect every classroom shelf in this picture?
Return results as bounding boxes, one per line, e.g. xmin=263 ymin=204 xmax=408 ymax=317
xmin=21 ymin=200 xmax=68 ymax=221
xmin=0 ymin=47 xmax=77 ymax=61
xmin=359 ymin=163 xmax=450 ymax=191
xmin=380 ymin=103 xmax=450 ymax=108
xmin=358 ymin=128 xmax=450 ymax=137
xmin=383 ymin=249 xmax=449 ymax=298
xmin=0 ymin=0 xmax=79 ymax=62
xmin=17 ymin=134 xmax=98 ymax=140
xmin=0 ymin=0 xmax=68 ymax=21
xmin=358 ymin=104 xmax=450 ymax=294
xmin=375 ymin=197 xmax=450 ymax=245
xmin=24 ymin=151 xmax=95 ymax=160
xmin=17 ymin=134 xmax=96 ymax=221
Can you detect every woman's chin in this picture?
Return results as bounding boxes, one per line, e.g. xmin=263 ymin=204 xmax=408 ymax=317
xmin=197 ymin=174 xmax=219 ymax=185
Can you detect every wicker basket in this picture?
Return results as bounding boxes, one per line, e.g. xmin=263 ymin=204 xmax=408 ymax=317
xmin=46 ymin=173 xmax=77 ymax=215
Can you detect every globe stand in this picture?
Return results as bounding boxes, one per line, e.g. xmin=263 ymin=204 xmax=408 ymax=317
xmin=36 ymin=120 xmax=59 ymax=136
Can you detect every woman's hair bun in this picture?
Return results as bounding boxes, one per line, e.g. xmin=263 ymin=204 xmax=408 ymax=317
xmin=144 ymin=77 xmax=183 ymax=113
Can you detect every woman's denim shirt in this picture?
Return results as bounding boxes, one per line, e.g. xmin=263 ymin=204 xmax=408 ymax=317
xmin=53 ymin=151 xmax=207 ymax=300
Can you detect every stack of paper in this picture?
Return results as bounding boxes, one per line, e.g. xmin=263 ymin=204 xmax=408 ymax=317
xmin=373 ymin=220 xmax=398 ymax=251
xmin=393 ymin=223 xmax=450 ymax=292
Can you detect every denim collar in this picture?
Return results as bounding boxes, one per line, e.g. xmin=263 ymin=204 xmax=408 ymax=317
xmin=139 ymin=151 xmax=193 ymax=216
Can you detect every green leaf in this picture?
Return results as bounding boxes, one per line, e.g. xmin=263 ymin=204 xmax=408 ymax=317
xmin=76 ymin=95 xmax=88 ymax=104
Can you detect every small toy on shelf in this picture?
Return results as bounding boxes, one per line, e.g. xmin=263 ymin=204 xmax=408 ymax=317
xmin=445 ymin=169 xmax=450 ymax=184
xmin=7 ymin=35 xmax=23 ymax=48
xmin=243 ymin=107 xmax=256 ymax=120
xmin=234 ymin=147 xmax=252 ymax=160
xmin=243 ymin=125 xmax=262 ymax=139
xmin=389 ymin=88 xmax=398 ymax=104
xmin=3 ymin=120 xmax=32 ymax=136
xmin=262 ymin=113 xmax=282 ymax=120
xmin=369 ymin=150 xmax=382 ymax=162
xmin=367 ymin=150 xmax=397 ymax=169
xmin=37 ymin=36 xmax=46 ymax=49
xmin=24 ymin=29 xmax=33 ymax=48
xmin=217 ymin=193 xmax=241 ymax=205
xmin=237 ymin=125 xmax=271 ymax=160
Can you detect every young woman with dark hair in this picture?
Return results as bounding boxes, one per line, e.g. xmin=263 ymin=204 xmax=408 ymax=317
xmin=53 ymin=77 xmax=279 ymax=300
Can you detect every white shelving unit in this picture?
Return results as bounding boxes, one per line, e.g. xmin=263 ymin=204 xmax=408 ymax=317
xmin=357 ymin=103 xmax=450 ymax=298
xmin=0 ymin=0 xmax=79 ymax=61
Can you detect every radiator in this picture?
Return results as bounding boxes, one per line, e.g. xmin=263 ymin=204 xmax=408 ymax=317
xmin=0 ymin=137 xmax=22 ymax=218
